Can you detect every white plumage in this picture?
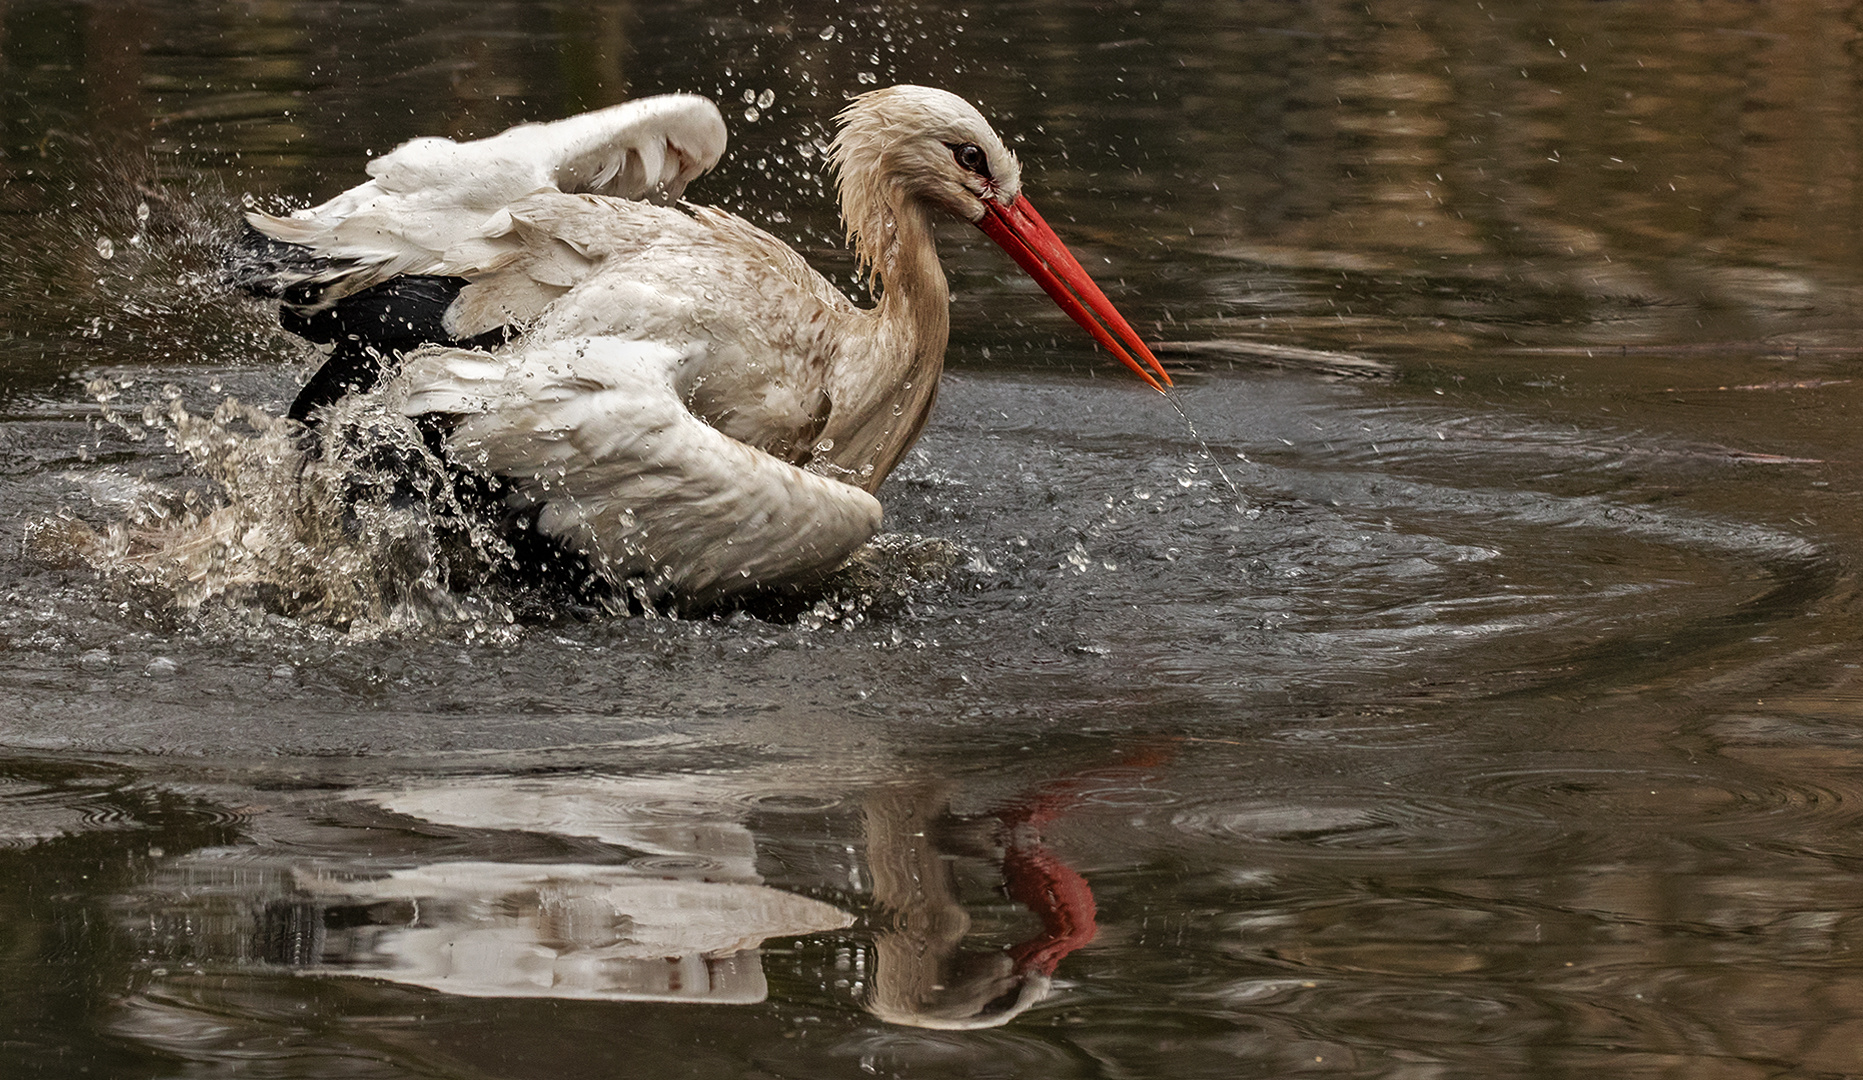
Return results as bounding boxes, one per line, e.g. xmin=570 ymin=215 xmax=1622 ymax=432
xmin=396 ymin=338 xmax=881 ymax=602
xmin=251 ymin=94 xmax=728 ymax=305
xmin=245 ymin=86 xmax=1166 ymax=607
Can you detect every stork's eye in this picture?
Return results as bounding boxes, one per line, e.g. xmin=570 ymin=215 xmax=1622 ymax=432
xmin=948 ymin=142 xmax=992 ymax=179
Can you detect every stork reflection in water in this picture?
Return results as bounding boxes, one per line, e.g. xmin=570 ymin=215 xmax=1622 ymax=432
xmin=232 ymin=86 xmax=1166 ymax=608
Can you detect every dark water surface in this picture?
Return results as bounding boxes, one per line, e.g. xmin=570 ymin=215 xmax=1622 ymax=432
xmin=6 ymin=1 xmax=1863 ymax=1077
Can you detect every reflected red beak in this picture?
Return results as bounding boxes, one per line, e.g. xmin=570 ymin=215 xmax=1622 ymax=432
xmin=975 ymin=195 xmax=1172 ymax=392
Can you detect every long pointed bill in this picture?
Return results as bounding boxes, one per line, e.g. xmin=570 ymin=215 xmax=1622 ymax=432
xmin=975 ymin=194 xmax=1172 ymax=391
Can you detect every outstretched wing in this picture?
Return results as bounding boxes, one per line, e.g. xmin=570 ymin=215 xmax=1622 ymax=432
xmin=395 ymin=339 xmax=882 ymax=605
xmin=245 ymin=95 xmax=728 ymax=306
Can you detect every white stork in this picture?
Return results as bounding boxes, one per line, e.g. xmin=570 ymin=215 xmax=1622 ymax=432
xmin=238 ymin=86 xmax=1168 ymax=607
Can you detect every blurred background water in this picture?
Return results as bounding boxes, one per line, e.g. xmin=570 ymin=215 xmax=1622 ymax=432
xmin=6 ymin=1 xmax=1863 ymax=1077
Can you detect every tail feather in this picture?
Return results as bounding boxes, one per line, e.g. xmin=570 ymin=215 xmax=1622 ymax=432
xmin=222 ymin=222 xmax=348 ymax=302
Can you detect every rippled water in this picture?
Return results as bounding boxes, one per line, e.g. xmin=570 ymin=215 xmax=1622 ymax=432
xmin=6 ymin=1 xmax=1863 ymax=1077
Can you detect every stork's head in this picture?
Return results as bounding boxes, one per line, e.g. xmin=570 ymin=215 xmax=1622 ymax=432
xmin=831 ymin=85 xmax=1023 ymax=224
xmin=830 ymin=85 xmax=1170 ymax=391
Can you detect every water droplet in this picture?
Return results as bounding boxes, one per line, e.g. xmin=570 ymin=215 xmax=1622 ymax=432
xmin=742 ymin=89 xmax=756 ymax=104
xmin=95 ymin=237 xmax=114 ymax=260
xmin=744 ymin=106 xmax=760 ymax=122
xmin=135 ymin=200 xmax=150 ymax=223
xmin=757 ymin=89 xmax=775 ymax=109
xmin=820 ymin=24 xmax=837 ymax=40
xmin=144 ymin=657 xmax=179 ymax=678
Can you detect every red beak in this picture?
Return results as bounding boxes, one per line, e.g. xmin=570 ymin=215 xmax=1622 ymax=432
xmin=975 ymin=195 xmax=1172 ymax=392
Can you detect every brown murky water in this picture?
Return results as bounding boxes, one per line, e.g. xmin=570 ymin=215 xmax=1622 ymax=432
xmin=6 ymin=2 xmax=1863 ymax=1077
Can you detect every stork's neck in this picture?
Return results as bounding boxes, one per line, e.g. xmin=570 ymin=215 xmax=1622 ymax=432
xmin=823 ymin=194 xmax=950 ymax=491
xmin=872 ymin=196 xmax=951 ymax=376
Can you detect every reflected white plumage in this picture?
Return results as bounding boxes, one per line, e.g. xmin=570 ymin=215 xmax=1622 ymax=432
xmin=243 ymin=86 xmax=1167 ymax=605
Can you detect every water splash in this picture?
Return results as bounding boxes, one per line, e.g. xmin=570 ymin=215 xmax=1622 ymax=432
xmin=2 ymin=170 xmax=571 ymax=638
xmin=62 ymin=381 xmax=519 ymax=638
xmin=1161 ymin=388 xmax=1245 ymax=504
xmin=52 ymin=377 xmax=966 ymax=636
xmin=0 ymin=164 xmax=297 ymax=377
